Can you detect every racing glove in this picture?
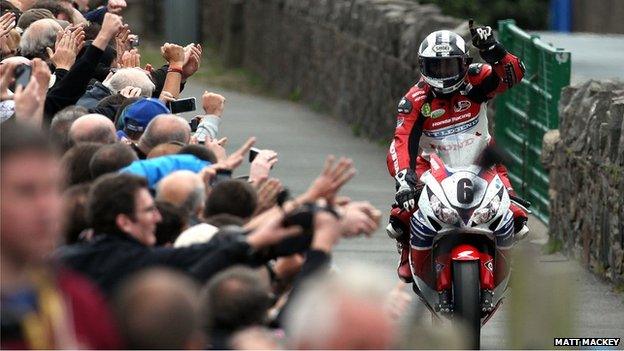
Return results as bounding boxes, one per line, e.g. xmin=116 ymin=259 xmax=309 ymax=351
xmin=395 ymin=169 xmax=422 ymax=211
xmin=469 ymin=19 xmax=507 ymax=64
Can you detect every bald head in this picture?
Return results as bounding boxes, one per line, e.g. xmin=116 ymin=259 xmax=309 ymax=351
xmin=19 ymin=19 xmax=62 ymax=59
xmin=114 ymin=268 xmax=203 ymax=350
xmin=286 ymin=264 xmax=396 ymax=349
xmin=138 ymin=115 xmax=191 ymax=153
xmin=156 ymin=170 xmax=205 ymax=219
xmin=69 ymin=114 xmax=117 ymax=145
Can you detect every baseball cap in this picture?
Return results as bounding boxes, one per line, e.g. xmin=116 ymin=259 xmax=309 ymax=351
xmin=123 ymin=98 xmax=170 ymax=133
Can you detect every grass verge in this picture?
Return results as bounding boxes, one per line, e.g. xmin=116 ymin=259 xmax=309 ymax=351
xmin=543 ymin=237 xmax=563 ymax=254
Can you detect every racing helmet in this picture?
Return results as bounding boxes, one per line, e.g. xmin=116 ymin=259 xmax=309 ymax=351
xmin=418 ymin=30 xmax=472 ymax=94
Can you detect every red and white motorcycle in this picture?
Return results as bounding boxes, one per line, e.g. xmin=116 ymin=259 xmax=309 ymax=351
xmin=408 ymin=149 xmax=530 ymax=349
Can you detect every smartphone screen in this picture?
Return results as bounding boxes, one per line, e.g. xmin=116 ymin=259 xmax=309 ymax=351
xmin=14 ymin=64 xmax=31 ymax=89
xmin=168 ymin=97 xmax=196 ymax=114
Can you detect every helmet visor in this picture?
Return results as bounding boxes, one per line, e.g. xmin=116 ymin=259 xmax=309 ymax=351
xmin=421 ymin=57 xmax=466 ymax=80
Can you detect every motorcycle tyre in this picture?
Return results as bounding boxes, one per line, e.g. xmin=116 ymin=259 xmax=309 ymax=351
xmin=453 ymin=260 xmax=481 ymax=349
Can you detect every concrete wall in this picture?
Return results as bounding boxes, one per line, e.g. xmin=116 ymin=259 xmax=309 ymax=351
xmin=542 ymin=80 xmax=624 ymax=285
xmin=203 ymin=0 xmax=464 ymax=140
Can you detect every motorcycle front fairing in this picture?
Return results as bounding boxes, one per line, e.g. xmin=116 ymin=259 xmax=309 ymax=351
xmin=408 ymin=135 xmax=515 ymax=319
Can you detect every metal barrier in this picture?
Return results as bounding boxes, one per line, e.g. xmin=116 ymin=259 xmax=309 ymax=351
xmin=495 ymin=19 xmax=571 ymax=223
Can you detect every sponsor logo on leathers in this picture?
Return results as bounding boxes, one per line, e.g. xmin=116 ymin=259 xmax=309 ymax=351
xmin=423 ymin=117 xmax=479 ymax=139
xmin=453 ymin=100 xmax=471 ymax=112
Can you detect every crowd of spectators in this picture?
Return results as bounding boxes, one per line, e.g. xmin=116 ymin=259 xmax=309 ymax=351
xmin=1 ymin=1 xmax=416 ymax=349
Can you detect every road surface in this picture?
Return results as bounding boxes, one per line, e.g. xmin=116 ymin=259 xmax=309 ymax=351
xmin=180 ymin=81 xmax=624 ymax=348
xmin=533 ymin=32 xmax=624 ymax=84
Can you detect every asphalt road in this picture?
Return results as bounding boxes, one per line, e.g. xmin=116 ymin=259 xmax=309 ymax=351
xmin=532 ymin=32 xmax=624 ymax=84
xmin=179 ymin=82 xmax=624 ymax=349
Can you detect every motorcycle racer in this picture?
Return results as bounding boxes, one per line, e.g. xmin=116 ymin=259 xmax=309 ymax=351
xmin=386 ymin=21 xmax=529 ymax=284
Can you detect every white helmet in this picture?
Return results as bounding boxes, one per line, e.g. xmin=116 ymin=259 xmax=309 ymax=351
xmin=418 ymin=30 xmax=472 ymax=94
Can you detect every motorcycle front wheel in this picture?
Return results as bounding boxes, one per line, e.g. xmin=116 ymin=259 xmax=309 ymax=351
xmin=453 ymin=260 xmax=481 ymax=349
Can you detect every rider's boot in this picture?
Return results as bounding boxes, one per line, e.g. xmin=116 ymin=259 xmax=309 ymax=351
xmin=386 ymin=205 xmax=413 ymax=283
xmin=396 ymin=236 xmax=412 ymax=283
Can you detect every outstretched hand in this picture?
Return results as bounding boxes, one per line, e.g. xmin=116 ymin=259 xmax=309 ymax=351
xmin=338 ymin=201 xmax=381 ymax=237
xmin=209 ymin=137 xmax=255 ymax=171
xmin=249 ymin=149 xmax=278 ymax=184
xmin=303 ymin=155 xmax=356 ymax=204
xmin=254 ymin=177 xmax=283 ymax=215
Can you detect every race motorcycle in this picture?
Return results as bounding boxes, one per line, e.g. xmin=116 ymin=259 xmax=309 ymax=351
xmin=408 ymin=139 xmax=530 ymax=349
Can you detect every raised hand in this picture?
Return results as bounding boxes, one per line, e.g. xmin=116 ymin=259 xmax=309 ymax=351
xmin=220 ymin=137 xmax=256 ymax=170
xmin=254 ymin=177 xmax=283 ymax=215
xmin=31 ymin=58 xmax=51 ymax=94
xmin=14 ymin=78 xmax=42 ymax=126
xmin=205 ymin=137 xmax=255 ymax=171
xmin=0 ymin=11 xmax=16 ymax=37
xmin=338 ymin=201 xmax=381 ymax=237
xmin=107 ymin=0 xmax=127 ymax=14
xmin=66 ymin=23 xmax=86 ymax=53
xmin=120 ymin=48 xmax=141 ymax=68
xmin=182 ymin=43 xmax=202 ymax=80
xmin=14 ymin=59 xmax=50 ymax=126
xmin=304 ymin=155 xmax=356 ymax=203
xmin=202 ymin=91 xmax=225 ymax=116
xmin=161 ymin=43 xmax=185 ymax=67
xmin=46 ymin=30 xmax=78 ymax=70
xmin=93 ymin=13 xmax=123 ymax=50
xmin=114 ymin=24 xmax=131 ymax=62
xmin=468 ymin=19 xmax=496 ymax=50
xmin=204 ymin=137 xmax=228 ymax=162
xmin=249 ymin=149 xmax=278 ymax=184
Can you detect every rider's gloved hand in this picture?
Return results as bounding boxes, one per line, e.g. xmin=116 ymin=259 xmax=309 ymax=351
xmin=395 ymin=168 xmax=420 ymax=211
xmin=469 ymin=19 xmax=506 ymax=64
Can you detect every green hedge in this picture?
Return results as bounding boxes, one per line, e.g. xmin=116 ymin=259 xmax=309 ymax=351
xmin=417 ymin=0 xmax=549 ymax=30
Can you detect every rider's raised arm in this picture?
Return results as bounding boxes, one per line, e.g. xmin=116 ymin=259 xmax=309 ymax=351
xmin=387 ymin=82 xmax=429 ymax=177
xmin=466 ymin=22 xmax=526 ymax=103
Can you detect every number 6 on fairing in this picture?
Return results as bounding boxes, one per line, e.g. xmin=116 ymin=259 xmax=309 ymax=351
xmin=457 ymin=178 xmax=474 ymax=204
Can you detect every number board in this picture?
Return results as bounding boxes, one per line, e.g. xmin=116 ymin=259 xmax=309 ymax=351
xmin=440 ymin=172 xmax=488 ymax=209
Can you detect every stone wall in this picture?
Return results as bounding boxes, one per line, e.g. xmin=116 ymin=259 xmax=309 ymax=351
xmin=542 ymin=80 xmax=624 ymax=285
xmin=203 ymin=0 xmax=464 ymax=140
